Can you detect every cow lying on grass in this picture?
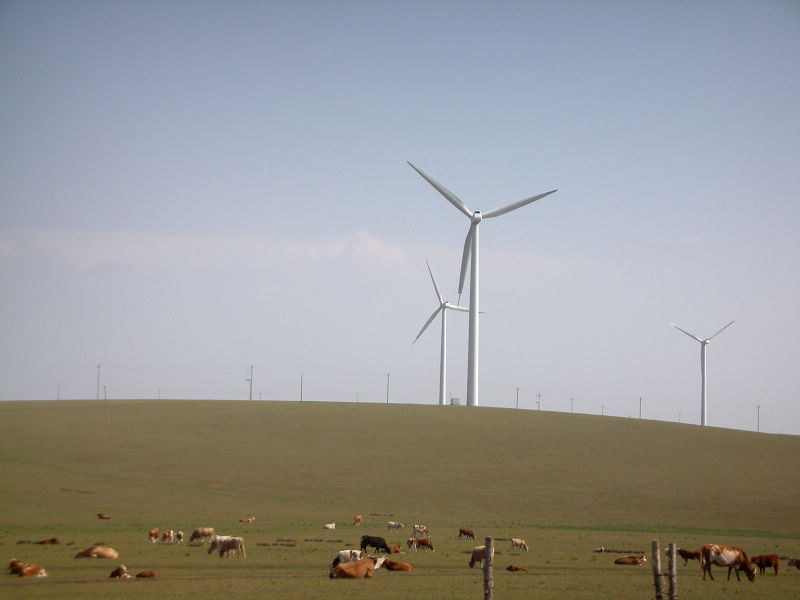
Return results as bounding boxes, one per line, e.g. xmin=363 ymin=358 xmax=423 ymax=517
xmin=9 ymin=559 xmax=47 ymax=578
xmin=383 ymin=559 xmax=413 ymax=571
xmin=329 ymin=557 xmax=378 ymax=579
xmin=615 ymin=554 xmax=646 ymax=565
xmin=74 ymin=545 xmax=118 ymax=559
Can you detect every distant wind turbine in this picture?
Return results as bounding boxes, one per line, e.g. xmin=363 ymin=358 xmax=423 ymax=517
xmin=413 ymin=260 xmax=469 ymax=406
xmin=670 ymin=320 xmax=734 ymax=426
xmin=408 ymin=162 xmax=557 ymax=407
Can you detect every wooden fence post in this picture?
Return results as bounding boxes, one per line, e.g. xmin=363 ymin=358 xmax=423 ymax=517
xmin=668 ymin=542 xmax=677 ymax=600
xmin=483 ymin=536 xmax=494 ymax=600
xmin=651 ymin=539 xmax=663 ymax=600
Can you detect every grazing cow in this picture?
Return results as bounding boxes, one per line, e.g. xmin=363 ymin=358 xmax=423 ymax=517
xmin=160 ymin=530 xmax=174 ymax=544
xmin=329 ymin=557 xmax=378 ymax=579
xmin=469 ymin=546 xmax=488 ymax=568
xmin=615 ymin=554 xmax=646 ymax=565
xmin=74 ymin=545 xmax=119 ymax=559
xmin=97 ymin=513 xmax=111 ymax=520
xmin=331 ymin=549 xmax=363 ymax=568
xmin=673 ymin=548 xmax=702 ymax=566
xmin=9 ymin=559 xmax=47 ymax=578
xmin=109 ymin=565 xmax=130 ymax=579
xmin=459 ymin=528 xmax=475 ymax=540
xmin=701 ymin=544 xmax=756 ymax=582
xmin=360 ymin=535 xmax=390 ymax=553
xmin=176 ymin=530 xmax=184 ymax=544
xmin=388 ymin=545 xmax=402 ymax=554
xmin=507 ymin=565 xmax=530 ymax=572
xmin=149 ymin=528 xmax=159 ymax=543
xmin=383 ymin=559 xmax=413 ymax=571
xmin=324 ymin=523 xmax=336 ymax=530
xmin=353 ymin=515 xmax=363 ymax=526
xmin=36 ymin=537 xmax=59 ymax=545
xmin=406 ymin=537 xmax=418 ymax=550
xmin=208 ymin=536 xmax=246 ymax=558
xmin=387 ymin=521 xmax=404 ymax=531
xmin=136 ymin=570 xmax=157 ymax=578
xmin=751 ymin=554 xmax=780 ymax=575
xmin=190 ymin=527 xmax=215 ymax=543
xmin=788 ymin=557 xmax=800 ymax=570
xmin=511 ymin=538 xmax=529 ymax=552
xmin=413 ymin=524 xmax=430 ymax=537
xmin=416 ymin=538 xmax=435 ymax=551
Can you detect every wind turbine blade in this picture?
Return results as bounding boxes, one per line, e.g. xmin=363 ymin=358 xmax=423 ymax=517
xmin=482 ymin=189 xmax=558 ymax=219
xmin=413 ymin=306 xmax=442 ymax=344
xmin=407 ymin=162 xmax=473 ymax=219
xmin=426 ymin=259 xmax=443 ymax=305
xmin=708 ymin=320 xmax=735 ymax=340
xmin=458 ymin=224 xmax=474 ymax=295
xmin=448 ymin=304 xmax=470 ymax=313
xmin=670 ymin=322 xmax=703 ymax=343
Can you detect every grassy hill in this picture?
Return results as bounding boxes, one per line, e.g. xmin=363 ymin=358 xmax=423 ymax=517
xmin=1 ymin=400 xmax=798 ymax=599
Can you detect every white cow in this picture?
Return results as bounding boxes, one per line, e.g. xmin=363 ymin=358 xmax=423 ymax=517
xmin=511 ymin=538 xmax=529 ymax=551
xmin=332 ymin=549 xmax=363 ymax=568
xmin=387 ymin=521 xmax=405 ymax=531
xmin=413 ymin=524 xmax=430 ymax=537
xmin=324 ymin=523 xmax=336 ymax=530
xmin=208 ymin=535 xmax=246 ymax=558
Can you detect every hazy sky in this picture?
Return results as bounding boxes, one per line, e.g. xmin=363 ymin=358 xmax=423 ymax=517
xmin=2 ymin=1 xmax=798 ymax=435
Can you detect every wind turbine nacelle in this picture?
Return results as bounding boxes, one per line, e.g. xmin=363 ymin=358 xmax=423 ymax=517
xmin=471 ymin=211 xmax=483 ymax=224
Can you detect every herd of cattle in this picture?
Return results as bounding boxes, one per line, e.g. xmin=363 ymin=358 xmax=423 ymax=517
xmin=8 ymin=514 xmax=800 ymax=585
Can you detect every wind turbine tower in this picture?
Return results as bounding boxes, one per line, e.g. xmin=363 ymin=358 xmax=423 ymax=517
xmin=408 ymin=162 xmax=557 ymax=407
xmin=670 ymin=320 xmax=734 ymax=426
xmin=413 ymin=260 xmax=469 ymax=405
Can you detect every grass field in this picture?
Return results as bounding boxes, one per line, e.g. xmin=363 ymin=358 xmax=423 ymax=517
xmin=1 ymin=400 xmax=799 ymax=599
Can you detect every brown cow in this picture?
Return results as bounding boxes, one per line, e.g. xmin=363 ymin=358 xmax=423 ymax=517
xmin=190 ymin=527 xmax=215 ymax=543
xmin=149 ymin=528 xmax=159 ymax=543
xmin=701 ymin=544 xmax=756 ymax=582
xmin=352 ymin=515 xmax=363 ymax=525
xmin=97 ymin=513 xmax=111 ymax=519
xmin=675 ymin=548 xmax=702 ymax=566
xmin=751 ymin=554 xmax=780 ymax=575
xmin=388 ymin=545 xmax=402 ymax=554
xmin=160 ymin=530 xmax=174 ymax=544
xmin=109 ymin=565 xmax=130 ymax=579
xmin=415 ymin=538 xmax=434 ymax=551
xmin=789 ymin=557 xmax=800 ymax=570
xmin=329 ymin=557 xmax=378 ymax=579
xmin=383 ymin=559 xmax=413 ymax=571
xmin=507 ymin=564 xmax=530 ymax=572
xmin=9 ymin=559 xmax=47 ymax=578
xmin=459 ymin=528 xmax=475 ymax=539
xmin=36 ymin=537 xmax=59 ymax=545
xmin=74 ymin=545 xmax=119 ymax=559
xmin=615 ymin=554 xmax=646 ymax=565
xmin=136 ymin=570 xmax=157 ymax=578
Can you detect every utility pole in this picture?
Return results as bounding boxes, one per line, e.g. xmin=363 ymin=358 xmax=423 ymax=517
xmin=386 ymin=372 xmax=390 ymax=404
xmin=536 ymin=392 xmax=541 ymax=411
xmin=246 ymin=365 xmax=253 ymax=401
xmin=300 ymin=373 xmax=304 ymax=403
xmin=515 ymin=387 xmax=519 ymax=409
xmin=639 ymin=397 xmax=642 ymax=419
xmin=601 ymin=405 xmax=605 ymax=416
xmin=757 ymin=404 xmax=760 ymax=432
xmin=571 ymin=397 xmax=574 ymax=413
xmin=96 ymin=363 xmax=101 ymax=401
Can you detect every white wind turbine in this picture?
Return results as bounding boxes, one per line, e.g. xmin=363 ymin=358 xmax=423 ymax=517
xmin=408 ymin=162 xmax=557 ymax=407
xmin=670 ymin=320 xmax=734 ymax=426
xmin=413 ymin=260 xmax=469 ymax=406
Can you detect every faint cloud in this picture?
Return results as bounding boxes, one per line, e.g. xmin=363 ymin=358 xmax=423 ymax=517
xmin=0 ymin=228 xmax=410 ymax=273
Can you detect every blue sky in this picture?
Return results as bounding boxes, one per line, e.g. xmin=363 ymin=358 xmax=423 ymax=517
xmin=1 ymin=1 xmax=798 ymax=434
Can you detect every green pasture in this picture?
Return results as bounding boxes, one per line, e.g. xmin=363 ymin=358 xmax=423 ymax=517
xmin=1 ymin=400 xmax=798 ymax=599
